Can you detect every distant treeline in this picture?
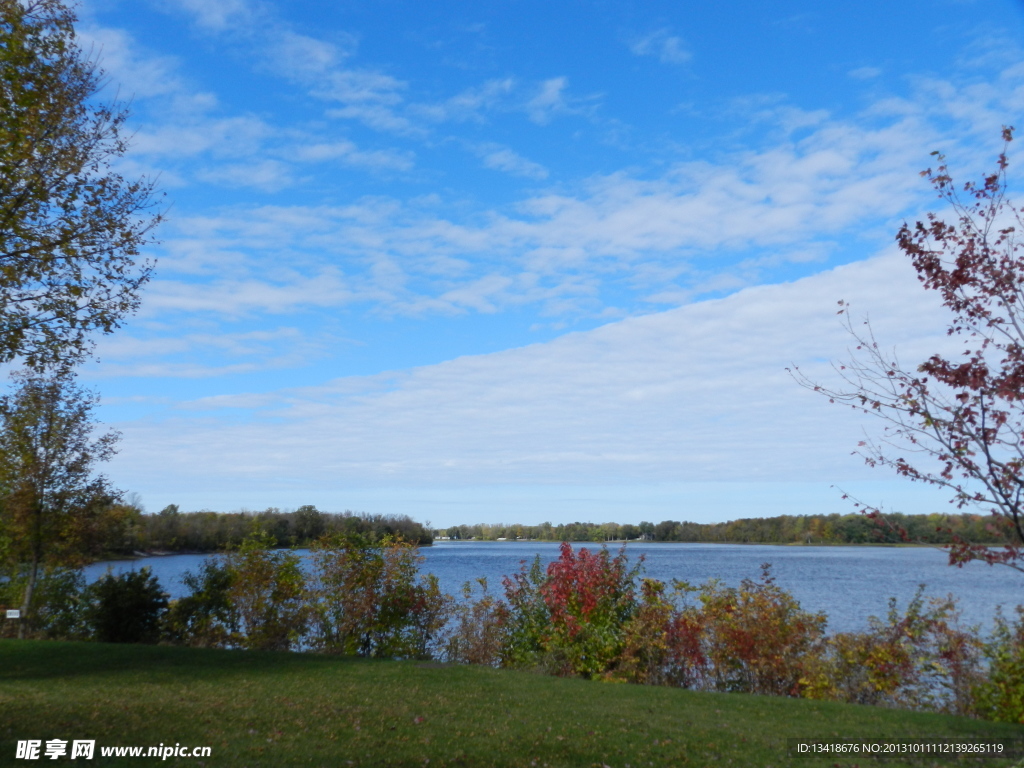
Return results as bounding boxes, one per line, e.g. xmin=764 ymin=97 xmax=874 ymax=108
xmin=437 ymin=512 xmax=1009 ymax=545
xmin=96 ymin=508 xmax=1008 ymax=557
xmin=104 ymin=506 xmax=433 ymax=555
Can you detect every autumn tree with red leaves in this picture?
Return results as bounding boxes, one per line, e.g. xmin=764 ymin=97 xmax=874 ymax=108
xmin=792 ymin=128 xmax=1024 ymax=573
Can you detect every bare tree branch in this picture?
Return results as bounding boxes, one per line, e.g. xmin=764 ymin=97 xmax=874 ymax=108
xmin=789 ymin=128 xmax=1024 ymax=574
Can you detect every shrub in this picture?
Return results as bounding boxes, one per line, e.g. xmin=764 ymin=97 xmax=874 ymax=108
xmin=540 ymin=542 xmax=640 ymax=677
xmin=973 ymin=606 xmax=1024 ymax=724
xmin=444 ymin=578 xmax=508 ymax=666
xmin=308 ymin=533 xmax=450 ymax=659
xmin=406 ymin=573 xmax=452 ymax=660
xmin=0 ymin=565 xmax=89 ymax=640
xmin=613 ymin=578 xmax=678 ymax=685
xmin=500 ymin=542 xmax=642 ymax=678
xmin=226 ymin=531 xmax=308 ymax=652
xmin=163 ymin=558 xmax=236 ymax=648
xmin=494 ymin=548 xmax=826 ymax=688
xmin=35 ymin=568 xmax=91 ymax=640
xmin=688 ymin=565 xmax=827 ymax=696
xmin=85 ymin=567 xmax=168 ymax=644
xmin=499 ymin=554 xmax=550 ymax=669
xmin=801 ymin=588 xmax=982 ymax=714
xmin=659 ymin=589 xmax=710 ymax=688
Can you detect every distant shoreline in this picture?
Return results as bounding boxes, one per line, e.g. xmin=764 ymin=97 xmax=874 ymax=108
xmin=432 ymin=539 xmax=936 ymax=548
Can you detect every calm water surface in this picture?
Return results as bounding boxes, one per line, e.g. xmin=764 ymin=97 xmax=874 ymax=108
xmin=85 ymin=541 xmax=1024 ymax=635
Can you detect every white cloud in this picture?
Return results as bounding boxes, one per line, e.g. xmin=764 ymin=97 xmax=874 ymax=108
xmin=290 ymin=141 xmax=414 ymax=171
xmin=96 ymin=360 xmax=268 ymax=379
xmin=133 ymin=96 xmax=961 ymax=319
xmin=525 ymin=77 xmax=571 ymax=125
xmin=313 ymin=69 xmax=407 ymax=107
xmin=242 ymin=23 xmax=418 ymax=136
xmin=89 ymin=327 xmax=327 ymax=379
xmin=178 ymin=393 xmax=282 ymax=410
xmin=849 ymin=66 xmax=883 ymax=80
xmin=629 ymin=29 xmax=692 ymax=65
xmin=95 ymin=328 xmax=307 ymax=361
xmin=326 ymin=104 xmax=422 ymax=136
xmin=413 ymin=75 xmax=592 ymax=129
xmin=158 ymin=0 xmax=418 ymax=137
xmin=437 ymin=275 xmax=516 ymax=313
xmin=131 ymin=116 xmax=272 ymax=159
xmin=269 ymin=29 xmax=349 ymax=77
xmin=142 ymin=270 xmax=358 ymax=318
xmin=77 ymin=25 xmax=184 ymax=99
xmin=109 ymin=249 xmax=953 ymax=492
xmin=196 ymin=159 xmax=296 ymax=191
xmin=66 ymin=19 xmax=420 ymax=236
xmin=163 ymin=0 xmax=258 ymax=33
xmin=476 ymin=144 xmax=549 ymax=179
xmin=414 ymin=78 xmax=517 ymax=123
xmin=501 ymin=120 xmax=926 ymax=266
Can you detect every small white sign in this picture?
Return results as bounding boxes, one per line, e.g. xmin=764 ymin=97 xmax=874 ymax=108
xmin=6 ymin=609 xmax=20 ymax=619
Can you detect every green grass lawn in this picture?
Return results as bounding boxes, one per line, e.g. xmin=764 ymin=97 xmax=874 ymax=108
xmin=0 ymin=641 xmax=1021 ymax=768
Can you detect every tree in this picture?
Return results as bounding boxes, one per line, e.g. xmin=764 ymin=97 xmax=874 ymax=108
xmin=0 ymin=367 xmax=120 ymax=637
xmin=791 ymin=127 xmax=1024 ymax=572
xmin=227 ymin=530 xmax=309 ymax=652
xmin=309 ymin=532 xmax=449 ymax=659
xmin=292 ymin=503 xmax=325 ymax=542
xmin=0 ymin=0 xmax=161 ymax=369
xmin=85 ymin=566 xmax=168 ymax=644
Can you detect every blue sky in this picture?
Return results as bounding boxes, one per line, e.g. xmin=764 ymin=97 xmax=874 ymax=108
xmin=65 ymin=0 xmax=1024 ymax=525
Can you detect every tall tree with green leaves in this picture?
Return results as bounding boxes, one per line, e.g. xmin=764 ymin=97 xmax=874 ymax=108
xmin=0 ymin=0 xmax=161 ymax=369
xmin=0 ymin=368 xmax=119 ymax=637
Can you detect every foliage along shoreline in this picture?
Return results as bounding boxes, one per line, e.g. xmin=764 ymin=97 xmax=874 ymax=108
xmin=89 ymin=505 xmax=434 ymax=560
xmin=5 ymin=535 xmax=1023 ymax=725
xmin=438 ymin=511 xmax=1009 ymax=547
xmin=81 ymin=507 xmax=1010 ymax=562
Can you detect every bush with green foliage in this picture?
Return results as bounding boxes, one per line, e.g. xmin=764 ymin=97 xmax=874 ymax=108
xmin=163 ymin=531 xmax=450 ymax=658
xmin=443 ymin=577 xmax=507 ymax=666
xmin=308 ymin=533 xmax=449 ymax=659
xmin=801 ymin=589 xmax=982 ymax=715
xmin=85 ymin=567 xmax=168 ymax=643
xmin=497 ymin=544 xmax=643 ymax=677
xmin=497 ymin=554 xmax=549 ymax=669
xmin=163 ymin=558 xmax=236 ymax=647
xmin=225 ymin=532 xmax=309 ymax=652
xmin=0 ymin=565 xmax=88 ymax=639
xmin=973 ymin=606 xmax=1024 ymax=724
xmin=612 ymin=577 xmax=681 ymax=685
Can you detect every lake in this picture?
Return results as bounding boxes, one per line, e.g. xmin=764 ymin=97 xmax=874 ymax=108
xmin=84 ymin=541 xmax=1024 ymax=636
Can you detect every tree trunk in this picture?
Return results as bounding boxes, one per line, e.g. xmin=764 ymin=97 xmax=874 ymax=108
xmin=18 ymin=550 xmax=39 ymax=640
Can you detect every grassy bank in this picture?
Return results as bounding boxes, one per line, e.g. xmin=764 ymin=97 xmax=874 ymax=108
xmin=0 ymin=641 xmax=1021 ymax=767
